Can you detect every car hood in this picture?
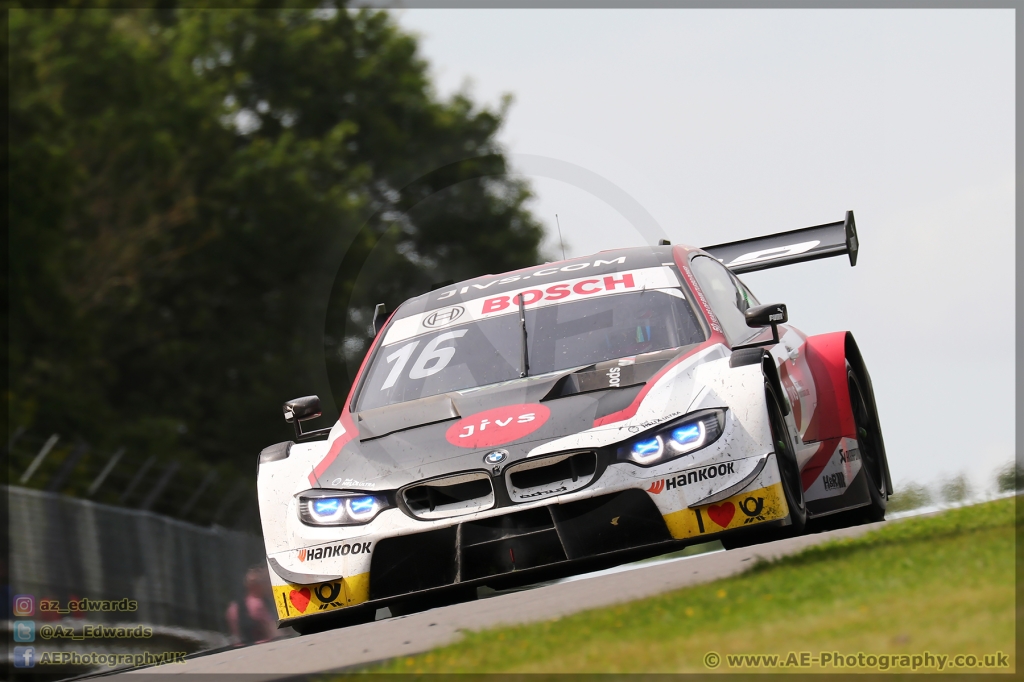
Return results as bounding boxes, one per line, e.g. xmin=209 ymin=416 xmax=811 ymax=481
xmin=317 ymin=346 xmax=692 ymax=491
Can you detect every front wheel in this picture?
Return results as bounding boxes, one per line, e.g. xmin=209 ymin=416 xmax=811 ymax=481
xmin=722 ymin=382 xmax=806 ymax=550
xmin=291 ymin=605 xmax=375 ymax=635
xmin=767 ymin=381 xmax=807 ymax=534
xmin=388 ymin=585 xmax=478 ymax=617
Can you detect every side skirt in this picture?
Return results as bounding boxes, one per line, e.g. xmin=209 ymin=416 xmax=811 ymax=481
xmin=805 ymin=466 xmax=872 ymax=518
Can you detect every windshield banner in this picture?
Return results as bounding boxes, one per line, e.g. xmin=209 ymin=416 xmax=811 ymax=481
xmin=381 ymin=266 xmax=681 ymax=347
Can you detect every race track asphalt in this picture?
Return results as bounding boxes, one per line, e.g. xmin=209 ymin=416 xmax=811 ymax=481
xmin=122 ymin=520 xmax=886 ymax=679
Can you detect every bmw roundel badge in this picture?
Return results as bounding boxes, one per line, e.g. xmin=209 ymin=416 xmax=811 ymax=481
xmin=484 ymin=450 xmax=507 ymax=465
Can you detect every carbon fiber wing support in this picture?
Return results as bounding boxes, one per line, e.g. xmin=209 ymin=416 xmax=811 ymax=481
xmin=702 ymin=210 xmax=858 ymax=274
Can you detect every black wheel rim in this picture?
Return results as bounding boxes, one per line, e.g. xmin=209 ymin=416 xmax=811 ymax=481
xmin=767 ymin=388 xmax=804 ymax=512
xmin=848 ymin=372 xmax=885 ymax=495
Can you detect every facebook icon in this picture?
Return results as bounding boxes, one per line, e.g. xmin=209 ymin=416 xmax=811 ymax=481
xmin=13 ymin=646 xmax=36 ymax=668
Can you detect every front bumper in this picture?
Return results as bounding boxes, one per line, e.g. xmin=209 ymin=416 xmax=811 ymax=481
xmin=268 ymin=453 xmax=788 ymax=624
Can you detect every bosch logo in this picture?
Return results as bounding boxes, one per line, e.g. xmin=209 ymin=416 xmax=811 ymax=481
xmin=484 ymin=450 xmax=508 ymax=464
xmin=423 ymin=306 xmax=465 ymax=328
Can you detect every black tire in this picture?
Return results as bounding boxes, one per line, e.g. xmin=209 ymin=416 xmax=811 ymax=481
xmin=388 ymin=585 xmax=477 ymax=617
xmin=291 ymin=605 xmax=375 ymax=635
xmin=722 ymin=382 xmax=805 ymax=550
xmin=847 ymin=362 xmax=887 ymax=522
xmin=767 ymin=380 xmax=807 ymax=534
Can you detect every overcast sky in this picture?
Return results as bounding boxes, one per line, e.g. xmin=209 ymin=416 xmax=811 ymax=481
xmin=393 ymin=9 xmax=1015 ymax=495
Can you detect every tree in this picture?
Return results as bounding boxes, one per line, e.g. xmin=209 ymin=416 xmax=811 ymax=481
xmin=10 ymin=3 xmax=545 ymax=509
xmin=995 ymin=461 xmax=1021 ymax=493
xmin=886 ymin=481 xmax=932 ymax=513
xmin=939 ymin=473 xmax=971 ymax=504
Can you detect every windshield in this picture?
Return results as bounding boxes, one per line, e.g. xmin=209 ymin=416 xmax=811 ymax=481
xmin=356 ymin=288 xmax=706 ymax=411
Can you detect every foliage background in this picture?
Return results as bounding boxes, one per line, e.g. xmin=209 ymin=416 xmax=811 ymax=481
xmin=9 ymin=3 xmax=546 ymax=524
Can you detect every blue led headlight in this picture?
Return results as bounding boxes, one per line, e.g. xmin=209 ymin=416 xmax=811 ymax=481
xmin=347 ymin=496 xmax=378 ymax=516
xmin=298 ymin=492 xmax=389 ymax=526
xmin=312 ymin=498 xmax=339 ymax=515
xmin=671 ymin=423 xmax=703 ymax=446
xmin=617 ymin=410 xmax=724 ymax=467
xmin=631 ymin=436 xmax=664 ymax=463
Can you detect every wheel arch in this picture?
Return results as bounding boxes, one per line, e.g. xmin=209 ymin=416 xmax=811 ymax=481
xmin=760 ymin=354 xmax=790 ymax=417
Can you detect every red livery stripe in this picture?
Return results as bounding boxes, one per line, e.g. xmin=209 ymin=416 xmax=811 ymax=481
xmin=308 ymin=310 xmax=396 ymax=487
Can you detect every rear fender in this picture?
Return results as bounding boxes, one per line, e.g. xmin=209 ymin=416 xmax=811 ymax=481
xmin=801 ymin=331 xmax=856 ymax=443
xmin=799 ymin=331 xmax=891 ymax=498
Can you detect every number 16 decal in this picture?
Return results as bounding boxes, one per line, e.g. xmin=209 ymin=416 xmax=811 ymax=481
xmin=380 ymin=330 xmax=467 ymax=390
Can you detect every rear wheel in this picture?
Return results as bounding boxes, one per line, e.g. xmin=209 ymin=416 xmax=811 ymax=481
xmin=847 ymin=363 xmax=887 ymax=522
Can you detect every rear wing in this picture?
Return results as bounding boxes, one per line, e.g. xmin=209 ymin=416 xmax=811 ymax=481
xmin=702 ymin=210 xmax=858 ymax=274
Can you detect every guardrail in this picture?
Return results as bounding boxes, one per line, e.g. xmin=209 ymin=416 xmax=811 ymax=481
xmin=6 ymin=428 xmax=258 ymax=531
xmin=6 ymin=485 xmax=266 ymax=633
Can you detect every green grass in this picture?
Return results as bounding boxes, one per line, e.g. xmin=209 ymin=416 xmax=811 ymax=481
xmin=359 ymin=497 xmax=1016 ymax=674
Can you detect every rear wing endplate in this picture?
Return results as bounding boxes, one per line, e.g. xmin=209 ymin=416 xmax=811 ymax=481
xmin=702 ymin=211 xmax=858 ymax=274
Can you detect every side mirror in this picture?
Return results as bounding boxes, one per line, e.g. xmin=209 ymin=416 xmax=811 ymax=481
xmin=744 ymin=303 xmax=788 ymax=328
xmin=371 ymin=303 xmax=387 ymax=336
xmin=283 ymin=395 xmax=329 ymax=442
xmin=734 ymin=303 xmax=788 ymax=350
xmin=284 ymin=395 xmax=321 ymax=424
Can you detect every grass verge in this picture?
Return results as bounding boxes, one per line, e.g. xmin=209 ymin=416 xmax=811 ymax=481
xmin=361 ymin=497 xmax=1016 ymax=674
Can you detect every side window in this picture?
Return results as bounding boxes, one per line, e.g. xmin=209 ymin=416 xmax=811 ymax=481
xmin=734 ymin=276 xmax=760 ymax=309
xmin=689 ymin=256 xmax=757 ymax=345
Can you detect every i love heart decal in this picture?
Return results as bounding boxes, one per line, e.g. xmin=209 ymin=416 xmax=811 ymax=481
xmin=445 ymin=404 xmax=550 ymax=448
xmin=288 ymin=588 xmax=311 ymax=613
xmin=706 ymin=502 xmax=735 ymax=528
xmin=660 ymin=482 xmax=789 ymax=540
xmin=272 ymin=574 xmax=372 ymax=620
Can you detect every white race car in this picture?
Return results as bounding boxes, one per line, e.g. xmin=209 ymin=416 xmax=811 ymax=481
xmin=257 ymin=211 xmax=891 ymax=633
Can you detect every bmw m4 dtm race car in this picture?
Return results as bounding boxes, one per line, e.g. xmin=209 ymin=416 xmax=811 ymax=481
xmin=257 ymin=211 xmax=892 ymax=634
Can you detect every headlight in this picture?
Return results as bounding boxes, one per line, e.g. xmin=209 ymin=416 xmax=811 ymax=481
xmin=297 ymin=491 xmax=389 ymax=526
xmin=617 ymin=409 xmax=725 ymax=467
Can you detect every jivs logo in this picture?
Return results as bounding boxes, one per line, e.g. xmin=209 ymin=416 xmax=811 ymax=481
xmin=445 ymin=404 xmax=551 ymax=448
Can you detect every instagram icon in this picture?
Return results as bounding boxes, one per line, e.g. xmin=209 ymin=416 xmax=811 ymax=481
xmin=13 ymin=595 xmax=35 ymax=617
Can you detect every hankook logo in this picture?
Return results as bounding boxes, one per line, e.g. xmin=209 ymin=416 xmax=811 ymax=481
xmin=423 ymin=306 xmax=465 ymax=329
